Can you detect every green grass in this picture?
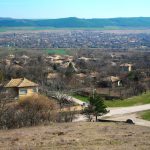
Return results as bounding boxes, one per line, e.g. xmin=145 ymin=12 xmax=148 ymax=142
xmin=72 ymin=92 xmax=150 ymax=107
xmin=105 ymin=92 xmax=150 ymax=107
xmin=72 ymin=94 xmax=89 ymax=103
xmin=139 ymin=110 xmax=150 ymax=121
xmin=45 ymin=49 xmax=68 ymax=55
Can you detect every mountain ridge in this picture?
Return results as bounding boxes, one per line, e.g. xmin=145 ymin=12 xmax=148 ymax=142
xmin=0 ymin=17 xmax=150 ymax=28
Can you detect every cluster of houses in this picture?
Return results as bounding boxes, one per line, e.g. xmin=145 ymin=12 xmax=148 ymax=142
xmin=0 ymin=52 xmax=136 ymax=100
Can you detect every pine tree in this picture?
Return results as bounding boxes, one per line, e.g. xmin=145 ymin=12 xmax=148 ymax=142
xmin=85 ymin=93 xmax=108 ymax=121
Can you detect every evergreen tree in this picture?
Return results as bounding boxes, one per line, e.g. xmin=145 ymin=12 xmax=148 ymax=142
xmin=85 ymin=93 xmax=108 ymax=121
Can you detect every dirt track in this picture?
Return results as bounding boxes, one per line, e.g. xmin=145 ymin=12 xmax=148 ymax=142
xmin=102 ymin=104 xmax=150 ymax=127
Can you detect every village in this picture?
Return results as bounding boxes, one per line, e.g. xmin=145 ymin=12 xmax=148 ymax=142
xmin=0 ymin=48 xmax=149 ymax=108
xmin=0 ymin=47 xmax=149 ymax=149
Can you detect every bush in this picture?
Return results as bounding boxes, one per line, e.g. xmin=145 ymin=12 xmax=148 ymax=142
xmin=57 ymin=111 xmax=76 ymax=122
xmin=19 ymin=95 xmax=57 ymax=112
xmin=0 ymin=95 xmax=58 ymax=129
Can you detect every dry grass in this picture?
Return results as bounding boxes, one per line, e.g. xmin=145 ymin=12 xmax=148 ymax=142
xmin=0 ymin=122 xmax=149 ymax=150
xmin=0 ymin=95 xmax=58 ymax=129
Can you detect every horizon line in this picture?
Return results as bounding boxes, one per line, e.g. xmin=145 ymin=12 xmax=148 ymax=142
xmin=0 ymin=16 xmax=150 ymax=20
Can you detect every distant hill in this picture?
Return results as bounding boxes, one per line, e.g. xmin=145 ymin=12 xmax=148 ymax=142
xmin=1 ymin=17 xmax=150 ymax=28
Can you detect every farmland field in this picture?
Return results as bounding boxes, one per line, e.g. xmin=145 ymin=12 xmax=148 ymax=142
xmin=0 ymin=26 xmax=130 ymax=33
xmin=0 ymin=27 xmax=57 ymax=32
xmin=45 ymin=49 xmax=69 ymax=55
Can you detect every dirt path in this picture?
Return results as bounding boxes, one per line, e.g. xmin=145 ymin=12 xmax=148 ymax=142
xmin=105 ymin=113 xmax=150 ymax=127
xmin=105 ymin=104 xmax=150 ymax=117
xmin=102 ymin=104 xmax=150 ymax=127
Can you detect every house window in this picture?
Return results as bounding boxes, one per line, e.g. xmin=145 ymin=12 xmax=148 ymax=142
xmin=19 ymin=89 xmax=27 ymax=95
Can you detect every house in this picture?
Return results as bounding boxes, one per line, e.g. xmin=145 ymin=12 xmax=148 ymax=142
xmin=75 ymin=73 xmax=87 ymax=79
xmin=8 ymin=54 xmax=15 ymax=59
xmin=120 ymin=63 xmax=133 ymax=72
xmin=74 ymin=73 xmax=87 ymax=83
xmin=98 ymin=76 xmax=121 ymax=88
xmin=78 ymin=57 xmax=91 ymax=62
xmin=65 ymin=62 xmax=78 ymax=75
xmin=21 ymin=55 xmax=30 ymax=64
xmin=4 ymin=78 xmax=38 ymax=99
xmin=21 ymin=55 xmax=30 ymax=59
xmin=108 ymin=76 xmax=121 ymax=87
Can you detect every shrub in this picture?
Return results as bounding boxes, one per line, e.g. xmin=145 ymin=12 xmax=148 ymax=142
xmin=0 ymin=95 xmax=58 ymax=129
xmin=18 ymin=95 xmax=58 ymax=126
xmin=19 ymin=95 xmax=57 ymax=112
xmin=57 ymin=111 xmax=76 ymax=122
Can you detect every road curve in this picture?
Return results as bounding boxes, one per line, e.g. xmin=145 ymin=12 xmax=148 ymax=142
xmin=102 ymin=104 xmax=150 ymax=127
xmin=104 ymin=104 xmax=150 ymax=117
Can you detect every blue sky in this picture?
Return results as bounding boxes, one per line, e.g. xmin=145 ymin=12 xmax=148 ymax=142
xmin=0 ymin=0 xmax=150 ymax=19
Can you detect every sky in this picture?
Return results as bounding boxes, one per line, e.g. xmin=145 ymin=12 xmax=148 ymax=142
xmin=0 ymin=0 xmax=150 ymax=19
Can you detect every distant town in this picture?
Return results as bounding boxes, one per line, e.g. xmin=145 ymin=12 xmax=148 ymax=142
xmin=1 ymin=30 xmax=150 ymax=49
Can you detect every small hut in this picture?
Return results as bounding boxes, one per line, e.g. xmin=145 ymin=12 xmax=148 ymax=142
xmin=4 ymin=78 xmax=38 ymax=99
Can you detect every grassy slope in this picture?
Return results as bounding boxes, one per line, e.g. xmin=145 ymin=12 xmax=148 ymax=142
xmin=105 ymin=92 xmax=150 ymax=107
xmin=0 ymin=122 xmax=150 ymax=150
xmin=72 ymin=92 xmax=150 ymax=107
xmin=139 ymin=110 xmax=150 ymax=121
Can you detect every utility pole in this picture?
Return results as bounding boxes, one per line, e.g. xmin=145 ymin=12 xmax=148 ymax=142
xmin=93 ymin=88 xmax=96 ymax=99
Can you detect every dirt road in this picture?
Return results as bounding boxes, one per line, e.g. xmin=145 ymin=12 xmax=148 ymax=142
xmin=70 ymin=96 xmax=150 ymax=127
xmin=104 ymin=104 xmax=150 ymax=117
xmin=105 ymin=113 xmax=150 ymax=127
xmin=102 ymin=104 xmax=150 ymax=127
